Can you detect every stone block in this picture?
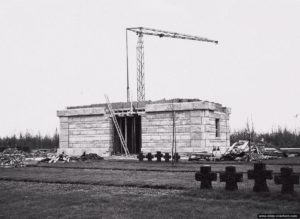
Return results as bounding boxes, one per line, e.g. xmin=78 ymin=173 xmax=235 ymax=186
xmin=176 ymin=111 xmax=190 ymax=119
xmin=175 ymin=141 xmax=190 ymax=147
xmin=142 ymin=135 xmax=152 ymax=141
xmin=155 ymin=112 xmax=172 ymax=119
xmin=57 ymin=107 xmax=105 ymax=117
xmin=190 ymin=110 xmax=204 ymax=117
xmin=145 ymin=101 xmax=221 ymax=113
xmin=177 ymin=134 xmax=191 ymax=140
xmin=176 ymin=120 xmax=191 ymax=126
xmin=144 ymin=114 xmax=156 ymax=119
xmin=159 ymin=135 xmax=172 ymax=140
xmin=59 ymin=141 xmax=69 ymax=148
xmin=59 ymin=134 xmax=69 ymax=142
xmin=202 ymin=117 xmax=210 ymax=125
xmin=205 ymin=125 xmax=215 ymax=132
xmin=191 ymin=117 xmax=202 ymax=125
xmin=60 ymin=123 xmax=69 ymax=129
xmin=147 ymin=127 xmax=160 ymax=133
xmin=69 ymin=136 xmax=85 ymax=142
xmin=159 ymin=120 xmax=172 ymax=126
xmin=156 ymin=127 xmax=172 ymax=133
xmin=191 ymin=140 xmax=206 ymax=147
xmin=176 ymin=127 xmax=190 ymax=133
xmin=59 ymin=117 xmax=69 ymax=122
xmin=98 ymin=135 xmax=111 ymax=141
xmin=204 ymin=110 xmax=211 ymax=117
xmin=191 ymin=125 xmax=204 ymax=133
xmin=191 ymin=133 xmax=204 ymax=140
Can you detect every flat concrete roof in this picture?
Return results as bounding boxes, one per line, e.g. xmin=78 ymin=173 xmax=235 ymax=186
xmin=58 ymin=98 xmax=230 ymax=117
xmin=66 ymin=98 xmax=224 ymax=110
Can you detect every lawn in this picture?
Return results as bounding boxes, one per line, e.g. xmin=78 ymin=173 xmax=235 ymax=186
xmin=0 ymin=159 xmax=300 ymax=218
xmin=0 ymin=181 xmax=299 ymax=219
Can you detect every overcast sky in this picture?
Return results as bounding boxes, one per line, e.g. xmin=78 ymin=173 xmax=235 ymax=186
xmin=0 ymin=0 xmax=299 ymax=137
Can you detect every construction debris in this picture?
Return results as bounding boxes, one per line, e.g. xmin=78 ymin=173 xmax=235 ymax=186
xmin=48 ymin=152 xmax=70 ymax=163
xmin=0 ymin=148 xmax=27 ymax=167
xmin=188 ymin=140 xmax=285 ymax=162
xmin=279 ymin=148 xmax=300 ymax=157
xmin=222 ymin=140 xmax=283 ymax=161
xmin=80 ymin=152 xmax=103 ymax=161
xmin=188 ymin=151 xmax=211 ymax=161
xmin=47 ymin=152 xmax=104 ymax=163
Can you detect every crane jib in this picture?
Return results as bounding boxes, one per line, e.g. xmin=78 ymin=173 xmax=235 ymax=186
xmin=126 ymin=27 xmax=218 ymax=44
xmin=125 ymin=27 xmax=218 ymax=103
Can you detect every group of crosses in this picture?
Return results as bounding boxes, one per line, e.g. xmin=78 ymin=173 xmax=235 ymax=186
xmin=137 ymin=151 xmax=180 ymax=162
xmin=195 ymin=163 xmax=299 ymax=194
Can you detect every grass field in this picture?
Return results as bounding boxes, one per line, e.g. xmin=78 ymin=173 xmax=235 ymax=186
xmin=0 ymin=159 xmax=300 ymax=218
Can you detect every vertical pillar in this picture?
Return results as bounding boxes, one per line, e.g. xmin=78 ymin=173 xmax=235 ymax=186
xmin=125 ymin=116 xmax=128 ymax=154
xmin=137 ymin=33 xmax=145 ymax=101
xmin=133 ymin=116 xmax=136 ymax=153
xmin=120 ymin=118 xmax=124 ymax=154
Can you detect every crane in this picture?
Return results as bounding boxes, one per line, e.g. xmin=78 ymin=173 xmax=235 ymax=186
xmin=125 ymin=27 xmax=218 ymax=102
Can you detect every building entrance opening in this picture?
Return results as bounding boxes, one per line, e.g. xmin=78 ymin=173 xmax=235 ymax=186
xmin=113 ymin=114 xmax=142 ymax=154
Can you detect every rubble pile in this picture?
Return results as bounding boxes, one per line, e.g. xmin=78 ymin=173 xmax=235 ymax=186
xmin=222 ymin=140 xmax=283 ymax=161
xmin=46 ymin=152 xmax=104 ymax=163
xmin=48 ymin=152 xmax=70 ymax=163
xmin=0 ymin=148 xmax=105 ymax=166
xmin=0 ymin=148 xmax=27 ymax=167
xmin=189 ymin=141 xmax=284 ymax=162
xmin=188 ymin=151 xmax=211 ymax=161
xmin=32 ymin=150 xmax=49 ymax=157
xmin=80 ymin=152 xmax=103 ymax=161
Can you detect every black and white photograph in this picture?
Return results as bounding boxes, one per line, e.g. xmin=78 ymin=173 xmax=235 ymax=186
xmin=0 ymin=0 xmax=299 ymax=218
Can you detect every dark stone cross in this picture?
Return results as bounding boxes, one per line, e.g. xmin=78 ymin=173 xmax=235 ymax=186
xmin=172 ymin=153 xmax=180 ymax=162
xmin=247 ymin=163 xmax=273 ymax=192
xmin=155 ymin=151 xmax=163 ymax=162
xmin=164 ymin=153 xmax=171 ymax=162
xmin=220 ymin=166 xmax=243 ymax=191
xmin=146 ymin=153 xmax=154 ymax=161
xmin=137 ymin=152 xmax=145 ymax=161
xmin=274 ymin=167 xmax=299 ymax=194
xmin=195 ymin=165 xmax=217 ymax=189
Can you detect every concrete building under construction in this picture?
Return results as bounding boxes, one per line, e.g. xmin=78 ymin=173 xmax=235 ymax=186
xmin=57 ymin=99 xmax=231 ymax=156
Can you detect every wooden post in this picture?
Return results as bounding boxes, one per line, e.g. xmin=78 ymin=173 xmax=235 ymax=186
xmin=133 ymin=116 xmax=136 ymax=153
xmin=174 ymin=111 xmax=177 ymax=156
xmin=125 ymin=116 xmax=128 ymax=154
xmin=172 ymin=110 xmax=175 ymax=166
xmin=248 ymin=133 xmax=251 ymax=162
xmin=121 ymin=118 xmax=123 ymax=154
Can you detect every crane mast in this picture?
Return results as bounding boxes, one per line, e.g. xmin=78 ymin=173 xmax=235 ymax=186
xmin=126 ymin=27 xmax=218 ymax=102
xmin=136 ymin=32 xmax=145 ymax=102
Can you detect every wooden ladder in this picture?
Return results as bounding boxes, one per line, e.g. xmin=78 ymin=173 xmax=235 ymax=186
xmin=104 ymin=94 xmax=130 ymax=156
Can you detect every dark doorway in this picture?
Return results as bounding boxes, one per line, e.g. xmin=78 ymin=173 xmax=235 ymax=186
xmin=113 ymin=114 xmax=142 ymax=154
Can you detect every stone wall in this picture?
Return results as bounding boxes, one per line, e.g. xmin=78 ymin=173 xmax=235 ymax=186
xmin=142 ymin=111 xmax=194 ymax=154
xmin=202 ymin=111 xmax=230 ymax=152
xmin=57 ymin=107 xmax=113 ymax=156
xmin=57 ymin=101 xmax=230 ymax=156
xmin=142 ymin=102 xmax=230 ymax=155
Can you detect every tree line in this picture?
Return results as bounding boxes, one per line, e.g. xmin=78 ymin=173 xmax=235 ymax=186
xmin=0 ymin=131 xmax=59 ymax=152
xmin=230 ymin=127 xmax=300 ymax=148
